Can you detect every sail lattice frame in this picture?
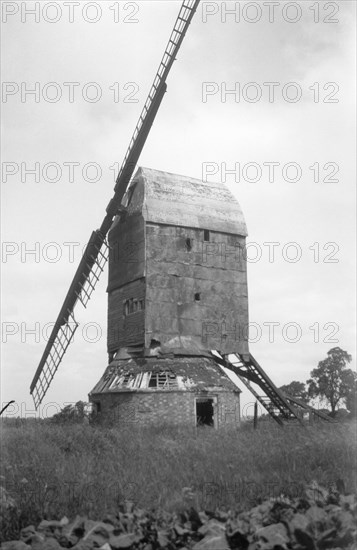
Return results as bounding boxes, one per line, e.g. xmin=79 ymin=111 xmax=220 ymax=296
xmin=31 ymin=311 xmax=79 ymax=408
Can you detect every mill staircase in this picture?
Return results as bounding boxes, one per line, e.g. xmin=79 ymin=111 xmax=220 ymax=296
xmin=213 ymin=352 xmax=336 ymax=426
xmin=283 ymin=393 xmax=337 ymax=423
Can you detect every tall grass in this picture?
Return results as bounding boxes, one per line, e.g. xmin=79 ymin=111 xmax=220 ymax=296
xmin=1 ymin=419 xmax=356 ymax=540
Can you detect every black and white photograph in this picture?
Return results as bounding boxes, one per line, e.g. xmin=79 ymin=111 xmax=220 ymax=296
xmin=1 ymin=0 xmax=356 ymax=547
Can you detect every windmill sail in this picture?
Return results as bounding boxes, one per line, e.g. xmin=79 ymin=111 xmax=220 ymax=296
xmin=30 ymin=0 xmax=201 ymax=408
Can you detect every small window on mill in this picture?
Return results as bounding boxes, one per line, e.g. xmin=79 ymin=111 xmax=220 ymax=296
xmin=122 ymin=374 xmax=133 ymax=386
xmin=185 ymin=238 xmax=192 ymax=251
xmin=124 ymin=297 xmax=144 ymax=316
xmin=204 ymin=229 xmax=210 ymax=241
xmin=148 ymin=372 xmax=178 ymax=389
xmin=194 ymin=293 xmax=201 ymax=302
xmin=110 ymin=373 xmax=134 ymax=389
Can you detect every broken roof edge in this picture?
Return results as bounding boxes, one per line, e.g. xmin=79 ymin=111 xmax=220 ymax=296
xmin=88 ymin=356 xmax=242 ymax=395
xmin=89 ymin=387 xmax=242 ymax=395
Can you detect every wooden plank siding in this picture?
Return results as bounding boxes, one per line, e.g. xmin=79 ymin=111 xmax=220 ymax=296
xmin=107 ymin=278 xmax=146 ymax=352
xmin=145 ymin=224 xmax=249 ymax=355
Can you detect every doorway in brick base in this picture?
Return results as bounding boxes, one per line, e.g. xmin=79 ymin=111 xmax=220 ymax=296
xmin=195 ymin=397 xmax=216 ymax=427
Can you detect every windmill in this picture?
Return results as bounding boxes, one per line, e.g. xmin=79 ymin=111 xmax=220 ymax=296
xmin=30 ymin=0 xmax=334 ymax=427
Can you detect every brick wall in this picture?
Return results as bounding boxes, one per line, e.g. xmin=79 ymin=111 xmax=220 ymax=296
xmin=90 ymin=390 xmax=240 ymax=428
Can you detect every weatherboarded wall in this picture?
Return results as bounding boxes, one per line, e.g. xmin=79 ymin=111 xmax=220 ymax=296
xmin=107 ymin=213 xmax=145 ymax=292
xmin=107 ymin=278 xmax=145 ymax=353
xmin=106 ymin=220 xmax=249 ymax=355
xmin=91 ymin=390 xmax=240 ymax=427
xmin=107 ymin=211 xmax=146 ymax=353
xmin=145 ymin=223 xmax=249 ymax=355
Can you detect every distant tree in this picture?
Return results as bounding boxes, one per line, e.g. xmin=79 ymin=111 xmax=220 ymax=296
xmin=307 ymin=347 xmax=355 ymax=417
xmin=50 ymin=401 xmax=89 ymax=424
xmin=345 ymin=377 xmax=357 ymax=417
xmin=279 ymin=381 xmax=308 ymax=403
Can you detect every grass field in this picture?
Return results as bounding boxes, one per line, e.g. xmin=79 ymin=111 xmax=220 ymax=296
xmin=1 ymin=419 xmax=356 ymax=541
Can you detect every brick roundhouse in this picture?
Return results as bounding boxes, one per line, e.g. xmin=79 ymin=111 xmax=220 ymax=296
xmin=89 ymin=167 xmax=249 ymax=427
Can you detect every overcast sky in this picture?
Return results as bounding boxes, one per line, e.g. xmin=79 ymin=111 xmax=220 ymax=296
xmin=1 ymin=0 xmax=356 ymax=418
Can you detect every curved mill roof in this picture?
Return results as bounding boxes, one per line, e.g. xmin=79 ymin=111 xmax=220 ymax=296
xmin=122 ymin=167 xmax=248 ymax=236
xmin=90 ymin=356 xmax=241 ymax=395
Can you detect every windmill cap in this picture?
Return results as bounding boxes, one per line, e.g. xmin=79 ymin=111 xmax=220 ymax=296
xmin=121 ymin=166 xmax=248 ymax=237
